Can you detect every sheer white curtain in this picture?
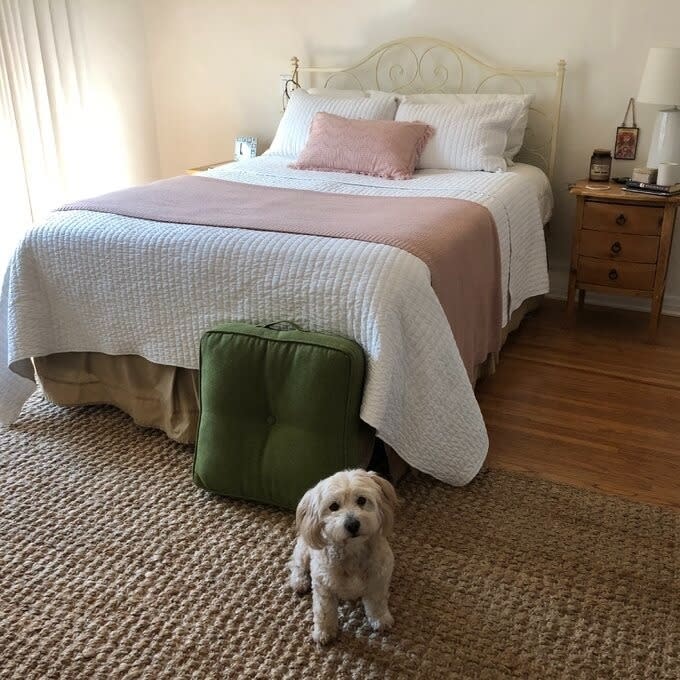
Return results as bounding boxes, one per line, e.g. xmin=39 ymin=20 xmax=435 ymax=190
xmin=0 ymin=0 xmax=88 ymax=268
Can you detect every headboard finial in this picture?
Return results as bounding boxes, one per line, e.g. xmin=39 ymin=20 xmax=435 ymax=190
xmin=282 ymin=57 xmax=301 ymax=110
xmin=290 ymin=56 xmax=300 ymax=85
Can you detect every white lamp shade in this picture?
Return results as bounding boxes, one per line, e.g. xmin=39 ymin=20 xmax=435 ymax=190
xmin=637 ymin=47 xmax=680 ymax=106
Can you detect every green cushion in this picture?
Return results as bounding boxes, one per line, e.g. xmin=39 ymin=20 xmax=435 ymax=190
xmin=193 ymin=322 xmax=372 ymax=509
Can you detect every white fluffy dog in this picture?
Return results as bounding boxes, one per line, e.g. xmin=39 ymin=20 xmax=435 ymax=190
xmin=289 ymin=469 xmax=398 ymax=644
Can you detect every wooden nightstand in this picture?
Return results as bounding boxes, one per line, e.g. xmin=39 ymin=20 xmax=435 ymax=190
xmin=567 ymin=179 xmax=679 ymax=339
xmin=186 ymin=160 xmax=233 ymax=175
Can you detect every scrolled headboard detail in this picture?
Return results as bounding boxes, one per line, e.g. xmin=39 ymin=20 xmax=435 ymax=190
xmin=285 ymin=37 xmax=566 ymax=179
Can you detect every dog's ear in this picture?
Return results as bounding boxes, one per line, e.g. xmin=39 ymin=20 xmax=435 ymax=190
xmin=296 ymin=486 xmax=325 ymax=549
xmin=367 ymin=471 xmax=398 ymax=538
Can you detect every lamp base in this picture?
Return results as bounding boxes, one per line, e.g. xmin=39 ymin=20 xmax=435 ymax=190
xmin=646 ymin=106 xmax=680 ymax=169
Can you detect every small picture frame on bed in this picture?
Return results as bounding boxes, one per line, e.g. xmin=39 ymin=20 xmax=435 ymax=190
xmin=234 ymin=136 xmax=257 ymax=161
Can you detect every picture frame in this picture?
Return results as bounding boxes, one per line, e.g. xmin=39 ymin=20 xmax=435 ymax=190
xmin=614 ymin=126 xmax=639 ymax=160
xmin=234 ymin=136 xmax=257 ymax=161
xmin=614 ymin=98 xmax=639 ymax=160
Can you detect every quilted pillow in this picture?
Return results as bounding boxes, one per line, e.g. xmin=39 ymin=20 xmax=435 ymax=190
xmin=398 ymin=93 xmax=533 ymax=162
xmin=395 ymin=99 xmax=524 ymax=172
xmin=194 ymin=321 xmax=372 ymax=510
xmin=267 ymin=89 xmax=398 ymax=158
xmin=289 ymin=112 xmax=433 ymax=180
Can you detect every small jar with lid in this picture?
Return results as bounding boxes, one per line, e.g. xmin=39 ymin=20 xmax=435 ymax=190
xmin=589 ymin=148 xmax=612 ymax=182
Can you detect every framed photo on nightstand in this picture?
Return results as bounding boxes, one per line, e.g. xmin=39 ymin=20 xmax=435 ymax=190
xmin=614 ymin=98 xmax=639 ymax=160
xmin=234 ymin=136 xmax=257 ymax=161
xmin=614 ymin=126 xmax=639 ymax=160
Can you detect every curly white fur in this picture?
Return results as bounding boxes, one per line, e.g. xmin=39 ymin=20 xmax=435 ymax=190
xmin=289 ymin=469 xmax=398 ymax=644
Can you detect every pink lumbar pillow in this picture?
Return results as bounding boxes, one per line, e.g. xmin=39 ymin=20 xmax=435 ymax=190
xmin=290 ymin=112 xmax=433 ymax=180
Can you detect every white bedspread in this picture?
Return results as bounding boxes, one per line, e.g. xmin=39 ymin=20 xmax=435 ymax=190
xmin=0 ymin=158 xmax=549 ymax=485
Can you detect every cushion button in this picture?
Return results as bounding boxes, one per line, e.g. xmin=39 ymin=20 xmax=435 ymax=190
xmin=266 ymin=415 xmax=276 ymax=426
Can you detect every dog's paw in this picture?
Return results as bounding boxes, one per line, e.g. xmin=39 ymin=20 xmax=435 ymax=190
xmin=294 ymin=581 xmax=311 ymax=596
xmin=289 ymin=573 xmax=311 ymax=596
xmin=368 ymin=610 xmax=394 ymax=632
xmin=312 ymin=626 xmax=338 ymax=645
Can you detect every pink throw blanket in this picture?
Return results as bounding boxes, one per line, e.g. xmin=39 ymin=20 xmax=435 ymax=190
xmin=60 ymin=176 xmax=502 ymax=377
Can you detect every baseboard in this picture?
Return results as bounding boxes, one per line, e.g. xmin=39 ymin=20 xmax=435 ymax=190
xmin=547 ymin=267 xmax=680 ymax=317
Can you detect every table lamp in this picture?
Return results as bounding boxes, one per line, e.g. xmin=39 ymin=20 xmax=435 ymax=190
xmin=637 ymin=47 xmax=680 ymax=169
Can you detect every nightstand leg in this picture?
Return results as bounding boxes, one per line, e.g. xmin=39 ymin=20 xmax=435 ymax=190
xmin=566 ymin=194 xmax=585 ymax=326
xmin=578 ymin=289 xmax=586 ymax=310
xmin=649 ymin=295 xmax=662 ymax=342
xmin=566 ymin=276 xmax=578 ymax=324
xmin=647 ymin=203 xmax=677 ymax=343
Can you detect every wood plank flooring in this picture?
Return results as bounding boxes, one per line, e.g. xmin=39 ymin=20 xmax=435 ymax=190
xmin=476 ymin=299 xmax=680 ymax=509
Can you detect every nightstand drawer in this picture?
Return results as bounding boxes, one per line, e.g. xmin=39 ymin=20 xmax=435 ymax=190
xmin=583 ymin=201 xmax=663 ymax=235
xmin=577 ymin=257 xmax=656 ymax=291
xmin=579 ymin=231 xmax=659 ymax=263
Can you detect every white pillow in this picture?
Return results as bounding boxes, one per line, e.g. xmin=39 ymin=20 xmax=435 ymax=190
xmin=395 ymin=99 xmax=524 ymax=172
xmin=267 ymin=89 xmax=398 ymax=157
xmin=398 ymin=93 xmax=533 ymax=162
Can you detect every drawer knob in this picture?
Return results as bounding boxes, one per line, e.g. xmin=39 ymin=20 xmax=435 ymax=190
xmin=611 ymin=241 xmax=622 ymax=254
xmin=615 ymin=214 xmax=627 ymax=226
xmin=608 ymin=268 xmax=619 ymax=281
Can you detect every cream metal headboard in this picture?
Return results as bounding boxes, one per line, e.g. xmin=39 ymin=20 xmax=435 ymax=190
xmin=285 ymin=36 xmax=566 ymax=179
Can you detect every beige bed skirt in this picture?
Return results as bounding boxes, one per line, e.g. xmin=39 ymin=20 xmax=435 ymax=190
xmin=34 ymin=296 xmax=541 ymax=451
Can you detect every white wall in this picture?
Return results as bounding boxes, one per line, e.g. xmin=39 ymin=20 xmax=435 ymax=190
xmin=78 ymin=0 xmax=159 ymax=191
xmin=141 ymin=0 xmax=680 ymax=309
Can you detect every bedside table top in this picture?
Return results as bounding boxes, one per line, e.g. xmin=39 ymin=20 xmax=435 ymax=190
xmin=568 ymin=179 xmax=680 ymax=204
xmin=186 ymin=160 xmax=234 ymax=175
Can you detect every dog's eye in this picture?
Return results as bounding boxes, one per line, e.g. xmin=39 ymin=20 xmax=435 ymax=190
xmin=356 ymin=496 xmax=367 ymax=507
xmin=329 ymin=502 xmax=340 ymax=512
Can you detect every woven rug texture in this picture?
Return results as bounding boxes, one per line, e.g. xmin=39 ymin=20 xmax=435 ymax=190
xmin=1 ymin=395 xmax=678 ymax=679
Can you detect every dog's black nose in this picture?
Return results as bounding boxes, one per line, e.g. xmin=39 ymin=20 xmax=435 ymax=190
xmin=344 ymin=517 xmax=361 ymax=536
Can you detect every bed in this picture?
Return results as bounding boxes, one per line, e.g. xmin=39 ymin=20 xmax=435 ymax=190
xmin=0 ymin=37 xmax=565 ymax=486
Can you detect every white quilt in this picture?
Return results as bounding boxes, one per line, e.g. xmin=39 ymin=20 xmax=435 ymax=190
xmin=0 ymin=157 xmax=549 ymax=485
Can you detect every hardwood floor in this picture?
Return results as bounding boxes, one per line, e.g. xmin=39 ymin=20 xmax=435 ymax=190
xmin=476 ymin=299 xmax=680 ymax=509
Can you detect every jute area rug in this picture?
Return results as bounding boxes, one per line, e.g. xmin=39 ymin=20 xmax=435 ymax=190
xmin=1 ymin=395 xmax=678 ymax=680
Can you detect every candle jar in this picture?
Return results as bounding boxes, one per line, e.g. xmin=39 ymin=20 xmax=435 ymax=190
xmin=589 ymin=148 xmax=612 ymax=182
